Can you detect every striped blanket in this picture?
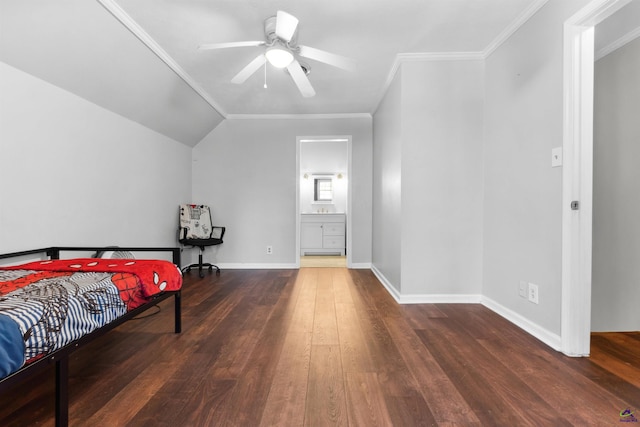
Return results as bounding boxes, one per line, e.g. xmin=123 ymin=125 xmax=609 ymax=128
xmin=0 ymin=259 xmax=181 ymax=378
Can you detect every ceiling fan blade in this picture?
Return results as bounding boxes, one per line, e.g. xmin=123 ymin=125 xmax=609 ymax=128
xmin=231 ymin=54 xmax=267 ymax=84
xmin=286 ymin=60 xmax=315 ymax=98
xmin=298 ymin=45 xmax=356 ymax=72
xmin=275 ymin=10 xmax=299 ymax=42
xmin=198 ymin=41 xmax=265 ymax=50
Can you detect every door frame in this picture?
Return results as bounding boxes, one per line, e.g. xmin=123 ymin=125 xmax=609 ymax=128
xmin=561 ymin=0 xmax=631 ymax=356
xmin=295 ymin=136 xmax=353 ymax=268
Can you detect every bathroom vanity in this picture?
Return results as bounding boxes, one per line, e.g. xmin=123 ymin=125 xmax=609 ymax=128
xmin=300 ymin=213 xmax=346 ymax=256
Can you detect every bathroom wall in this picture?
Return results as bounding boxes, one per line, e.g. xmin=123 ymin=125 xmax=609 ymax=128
xmin=300 ymin=140 xmax=349 ymax=214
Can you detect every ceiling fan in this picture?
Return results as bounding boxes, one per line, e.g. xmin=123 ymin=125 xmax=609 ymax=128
xmin=198 ymin=11 xmax=356 ymax=98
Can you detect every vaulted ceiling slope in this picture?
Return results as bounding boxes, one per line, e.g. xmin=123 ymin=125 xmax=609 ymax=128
xmin=5 ymin=1 xmax=634 ymax=147
xmin=0 ymin=0 xmax=224 ymax=147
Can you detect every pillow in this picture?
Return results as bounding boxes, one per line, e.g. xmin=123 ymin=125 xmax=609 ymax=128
xmin=100 ymin=250 xmax=135 ymax=259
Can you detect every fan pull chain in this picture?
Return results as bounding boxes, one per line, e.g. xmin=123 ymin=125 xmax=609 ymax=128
xmin=263 ymin=62 xmax=268 ymax=89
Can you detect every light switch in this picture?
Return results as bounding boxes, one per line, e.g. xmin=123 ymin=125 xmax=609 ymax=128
xmin=552 ymin=147 xmax=563 ymax=167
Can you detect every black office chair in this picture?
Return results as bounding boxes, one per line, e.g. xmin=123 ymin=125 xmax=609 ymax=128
xmin=179 ymin=204 xmax=225 ymax=278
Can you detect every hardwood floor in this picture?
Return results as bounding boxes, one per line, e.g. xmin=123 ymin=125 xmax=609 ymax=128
xmin=300 ymin=256 xmax=347 ymax=268
xmin=1 ymin=268 xmax=638 ymax=426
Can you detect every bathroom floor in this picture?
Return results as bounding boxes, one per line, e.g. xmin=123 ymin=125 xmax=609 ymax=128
xmin=300 ymin=255 xmax=347 ymax=268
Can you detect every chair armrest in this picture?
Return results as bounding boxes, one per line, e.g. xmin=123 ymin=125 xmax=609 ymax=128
xmin=211 ymin=226 xmax=226 ymax=240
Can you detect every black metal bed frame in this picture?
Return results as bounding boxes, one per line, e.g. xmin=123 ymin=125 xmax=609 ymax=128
xmin=0 ymin=246 xmax=182 ymax=427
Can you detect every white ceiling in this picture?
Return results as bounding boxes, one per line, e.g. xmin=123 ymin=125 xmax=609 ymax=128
xmin=1 ymin=0 xmax=637 ymax=146
xmin=113 ymin=0 xmax=540 ymax=116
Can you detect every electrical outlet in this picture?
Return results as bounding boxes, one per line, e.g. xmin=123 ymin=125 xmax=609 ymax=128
xmin=528 ymin=283 xmax=539 ymax=304
xmin=266 ymin=246 xmax=273 ymax=255
xmin=519 ymin=281 xmax=527 ymax=298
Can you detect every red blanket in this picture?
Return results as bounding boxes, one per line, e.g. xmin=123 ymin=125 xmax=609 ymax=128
xmin=0 ymin=258 xmax=182 ymax=298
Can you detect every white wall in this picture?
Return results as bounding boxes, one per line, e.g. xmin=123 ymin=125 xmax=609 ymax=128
xmin=371 ymin=59 xmax=484 ymax=298
xmin=592 ymin=37 xmax=640 ymax=332
xmin=372 ymin=73 xmax=403 ymax=290
xmin=401 ymin=60 xmax=484 ymax=296
xmin=192 ymin=117 xmax=372 ymax=266
xmin=482 ymin=0 xmax=591 ymax=336
xmin=0 ymin=62 xmax=192 ymax=254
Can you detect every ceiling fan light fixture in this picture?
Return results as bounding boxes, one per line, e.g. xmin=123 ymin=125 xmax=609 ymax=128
xmin=265 ymin=46 xmax=294 ymax=68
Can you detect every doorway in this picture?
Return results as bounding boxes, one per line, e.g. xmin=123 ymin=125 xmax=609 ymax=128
xmin=561 ymin=0 xmax=633 ymax=356
xmin=591 ymin=7 xmax=640 ymax=332
xmin=296 ymin=136 xmax=352 ymax=268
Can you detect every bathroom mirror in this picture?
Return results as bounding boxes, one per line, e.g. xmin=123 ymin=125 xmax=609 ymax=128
xmin=314 ymin=178 xmax=333 ymax=202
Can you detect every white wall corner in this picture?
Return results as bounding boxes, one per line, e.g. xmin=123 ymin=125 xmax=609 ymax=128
xmin=481 ymin=296 xmax=562 ymax=351
xmin=371 ymin=265 xmax=402 ymax=303
xmin=356 ymin=266 xmax=562 ymax=352
xmin=372 ymin=265 xmax=483 ymax=304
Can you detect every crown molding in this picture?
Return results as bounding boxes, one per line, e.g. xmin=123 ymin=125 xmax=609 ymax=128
xmin=96 ymin=0 xmax=227 ymax=118
xmin=482 ymin=0 xmax=550 ymax=58
xmin=372 ymin=0 xmax=550 ymax=114
xmin=397 ymin=52 xmax=484 ymax=61
xmin=595 ymin=26 xmax=640 ymax=60
xmin=99 ymin=0 xmax=551 ymax=120
xmin=372 ymin=51 xmax=484 ymax=114
xmin=225 ymin=113 xmax=372 ymax=120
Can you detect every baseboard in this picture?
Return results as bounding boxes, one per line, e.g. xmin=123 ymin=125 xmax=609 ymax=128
xmin=371 ymin=265 xmax=561 ymax=351
xmin=371 ymin=265 xmax=481 ymax=304
xmin=216 ymin=263 xmax=298 ymax=269
xmin=481 ymin=296 xmax=562 ymax=351
xmin=371 ymin=265 xmax=402 ymax=301
xmin=216 ymin=262 xmax=373 ymax=270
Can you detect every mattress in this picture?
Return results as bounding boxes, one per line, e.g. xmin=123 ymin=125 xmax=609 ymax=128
xmin=0 ymin=258 xmax=182 ymax=378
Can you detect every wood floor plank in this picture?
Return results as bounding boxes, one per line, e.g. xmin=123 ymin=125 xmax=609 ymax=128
xmin=78 ymin=360 xmax=180 ymax=427
xmin=199 ymin=272 xmax=296 ymax=426
xmin=259 ymin=331 xmax=312 ymax=427
xmin=344 ymin=372 xmax=394 ymax=426
xmin=312 ymin=269 xmax=340 ymax=346
xmin=208 ymin=303 xmax=272 ymax=379
xmin=159 ymin=378 xmax=237 ymax=427
xmin=416 ymin=317 xmax=572 ymax=426
xmin=288 ymin=269 xmax=318 ymax=334
xmin=353 ymin=304 xmax=422 ymax=398
xmin=305 ymin=345 xmax=348 ymax=426
xmin=591 ymin=333 xmax=640 ymax=388
xmin=331 ymin=268 xmax=354 ymax=304
xmin=383 ymin=314 xmax=481 ymax=425
xmin=335 ymin=302 xmax=376 ymax=373
xmin=401 ymin=303 xmax=448 ymax=330
xmin=384 ymin=394 xmax=439 ymax=427
xmin=477 ymin=334 xmax=630 ymax=426
xmin=560 ymin=351 xmax=640 ymax=408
